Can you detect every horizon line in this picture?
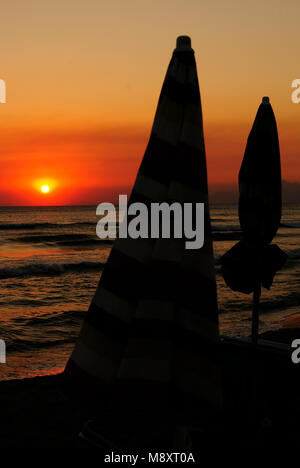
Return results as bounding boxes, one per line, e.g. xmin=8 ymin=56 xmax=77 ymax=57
xmin=1 ymin=201 xmax=300 ymax=208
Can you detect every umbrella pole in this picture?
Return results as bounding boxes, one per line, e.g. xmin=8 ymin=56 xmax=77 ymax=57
xmin=252 ymin=282 xmax=261 ymax=345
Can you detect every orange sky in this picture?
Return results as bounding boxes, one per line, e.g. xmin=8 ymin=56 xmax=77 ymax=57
xmin=1 ymin=0 xmax=300 ymax=205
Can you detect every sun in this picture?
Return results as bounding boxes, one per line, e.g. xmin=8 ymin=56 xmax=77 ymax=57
xmin=41 ymin=185 xmax=50 ymax=194
xmin=34 ymin=179 xmax=56 ymax=196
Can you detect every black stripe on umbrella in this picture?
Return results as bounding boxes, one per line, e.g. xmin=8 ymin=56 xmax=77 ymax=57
xmin=221 ymin=97 xmax=287 ymax=344
xmin=64 ymin=36 xmax=221 ymax=436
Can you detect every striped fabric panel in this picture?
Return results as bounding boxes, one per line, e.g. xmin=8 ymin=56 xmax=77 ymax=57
xmin=71 ymin=340 xmax=119 ymax=381
xmin=78 ymin=322 xmax=124 ymax=358
xmin=134 ymin=172 xmax=209 ymax=206
xmin=132 ymin=299 xmax=218 ymax=341
xmin=111 ymin=44 xmax=220 ymax=414
xmin=64 ymin=37 xmax=222 ymax=420
xmin=93 ymin=285 xmax=135 ymax=322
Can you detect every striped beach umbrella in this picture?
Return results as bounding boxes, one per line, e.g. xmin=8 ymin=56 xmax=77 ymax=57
xmin=65 ymin=36 xmax=221 ymax=437
xmin=221 ymin=97 xmax=286 ymax=344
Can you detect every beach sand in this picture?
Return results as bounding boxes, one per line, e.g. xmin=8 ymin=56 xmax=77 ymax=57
xmin=0 ymin=319 xmax=299 ymax=448
xmin=0 ymin=374 xmax=89 ymax=448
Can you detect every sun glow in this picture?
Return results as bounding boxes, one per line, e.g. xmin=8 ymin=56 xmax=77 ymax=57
xmin=41 ymin=185 xmax=50 ymax=193
xmin=33 ymin=178 xmax=57 ymax=196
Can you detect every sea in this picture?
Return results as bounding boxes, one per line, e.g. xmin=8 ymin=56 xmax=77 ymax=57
xmin=0 ymin=204 xmax=299 ymax=380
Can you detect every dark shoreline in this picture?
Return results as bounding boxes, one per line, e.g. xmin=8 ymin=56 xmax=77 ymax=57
xmin=0 ymin=323 xmax=299 ymax=448
xmin=0 ymin=374 xmax=89 ymax=447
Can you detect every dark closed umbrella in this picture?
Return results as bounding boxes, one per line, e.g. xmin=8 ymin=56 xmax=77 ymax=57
xmin=221 ymin=97 xmax=287 ymax=344
xmin=65 ymin=36 xmax=222 ymax=440
xmin=239 ymin=96 xmax=281 ymax=247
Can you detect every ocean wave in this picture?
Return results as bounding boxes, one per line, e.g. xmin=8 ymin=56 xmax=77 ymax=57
xmin=0 ymin=261 xmax=104 ymax=279
xmin=286 ymin=248 xmax=300 ymax=260
xmin=280 ymin=222 xmax=300 ymax=228
xmin=7 ymin=337 xmax=77 ymax=353
xmin=219 ymin=290 xmax=300 ymax=314
xmin=213 ymin=222 xmax=300 ymax=232
xmin=0 ymin=309 xmax=85 ymax=352
xmin=0 ymin=221 xmax=97 ymax=230
xmin=10 ymin=230 xmax=242 ymax=244
xmin=13 ymin=309 xmax=85 ymax=326
xmin=258 ymin=292 xmax=300 ymax=312
xmin=10 ymin=233 xmax=114 ymax=246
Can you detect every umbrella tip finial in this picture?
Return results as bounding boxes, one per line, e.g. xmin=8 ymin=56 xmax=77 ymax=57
xmin=262 ymin=96 xmax=270 ymax=104
xmin=176 ymin=36 xmax=192 ymax=50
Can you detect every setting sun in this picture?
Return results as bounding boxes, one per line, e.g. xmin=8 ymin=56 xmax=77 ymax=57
xmin=31 ymin=178 xmax=57 ymax=203
xmin=41 ymin=185 xmax=50 ymax=194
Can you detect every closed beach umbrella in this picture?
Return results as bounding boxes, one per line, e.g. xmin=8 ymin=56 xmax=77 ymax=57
xmin=239 ymin=96 xmax=281 ymax=247
xmin=65 ymin=36 xmax=221 ymax=442
xmin=221 ymin=97 xmax=286 ymax=344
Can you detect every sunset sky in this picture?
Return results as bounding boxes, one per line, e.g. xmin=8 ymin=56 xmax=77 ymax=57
xmin=1 ymin=0 xmax=300 ymax=205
